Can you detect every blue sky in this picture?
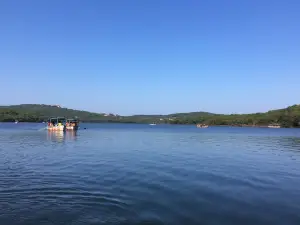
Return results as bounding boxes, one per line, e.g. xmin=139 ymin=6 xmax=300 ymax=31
xmin=1 ymin=0 xmax=299 ymax=115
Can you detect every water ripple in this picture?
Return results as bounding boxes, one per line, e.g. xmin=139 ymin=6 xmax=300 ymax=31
xmin=1 ymin=124 xmax=300 ymax=224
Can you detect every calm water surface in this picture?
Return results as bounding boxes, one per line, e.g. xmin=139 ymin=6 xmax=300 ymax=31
xmin=1 ymin=123 xmax=300 ymax=225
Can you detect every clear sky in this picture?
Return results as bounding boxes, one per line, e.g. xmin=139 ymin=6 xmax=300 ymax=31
xmin=1 ymin=0 xmax=299 ymax=115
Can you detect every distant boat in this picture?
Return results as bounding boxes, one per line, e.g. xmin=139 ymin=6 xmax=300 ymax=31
xmin=268 ymin=124 xmax=281 ymax=128
xmin=46 ymin=117 xmax=79 ymax=131
xmin=15 ymin=120 xmax=18 ymax=124
xmin=65 ymin=118 xmax=79 ymax=131
xmin=149 ymin=123 xmax=156 ymax=126
xmin=196 ymin=124 xmax=208 ymax=128
xmin=47 ymin=117 xmax=66 ymax=131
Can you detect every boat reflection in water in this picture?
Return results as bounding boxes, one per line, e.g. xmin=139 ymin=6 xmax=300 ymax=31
xmin=65 ymin=130 xmax=78 ymax=141
xmin=47 ymin=130 xmax=78 ymax=142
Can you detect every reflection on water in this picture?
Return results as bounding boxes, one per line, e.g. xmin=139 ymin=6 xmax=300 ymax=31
xmin=65 ymin=130 xmax=78 ymax=141
xmin=47 ymin=130 xmax=77 ymax=142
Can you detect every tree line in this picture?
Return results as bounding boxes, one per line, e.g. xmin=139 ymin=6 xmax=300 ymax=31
xmin=1 ymin=104 xmax=300 ymax=128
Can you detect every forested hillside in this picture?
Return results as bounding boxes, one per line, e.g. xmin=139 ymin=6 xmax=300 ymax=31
xmin=1 ymin=104 xmax=300 ymax=128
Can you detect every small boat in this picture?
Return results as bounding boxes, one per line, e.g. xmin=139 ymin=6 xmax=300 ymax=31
xmin=149 ymin=123 xmax=156 ymax=126
xmin=196 ymin=124 xmax=208 ymax=128
xmin=15 ymin=120 xmax=18 ymax=124
xmin=268 ymin=124 xmax=281 ymax=128
xmin=47 ymin=117 xmax=66 ymax=131
xmin=65 ymin=118 xmax=79 ymax=131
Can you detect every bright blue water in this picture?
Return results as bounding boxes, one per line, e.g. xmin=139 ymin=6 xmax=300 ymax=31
xmin=0 ymin=123 xmax=300 ymax=225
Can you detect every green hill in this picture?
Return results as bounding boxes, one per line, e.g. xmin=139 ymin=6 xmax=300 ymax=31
xmin=0 ymin=104 xmax=119 ymax=123
xmin=1 ymin=104 xmax=300 ymax=128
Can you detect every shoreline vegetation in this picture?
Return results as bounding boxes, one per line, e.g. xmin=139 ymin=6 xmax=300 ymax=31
xmin=1 ymin=104 xmax=300 ymax=128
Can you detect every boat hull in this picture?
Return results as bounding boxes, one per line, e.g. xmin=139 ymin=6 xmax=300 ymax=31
xmin=65 ymin=126 xmax=78 ymax=131
xmin=47 ymin=125 xmax=65 ymax=131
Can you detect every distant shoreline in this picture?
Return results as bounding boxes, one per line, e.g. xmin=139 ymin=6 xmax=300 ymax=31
xmin=1 ymin=104 xmax=300 ymax=128
xmin=1 ymin=121 xmax=297 ymax=128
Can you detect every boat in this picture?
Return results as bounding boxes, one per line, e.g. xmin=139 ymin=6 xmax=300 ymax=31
xmin=268 ymin=124 xmax=281 ymax=128
xmin=149 ymin=123 xmax=156 ymax=126
xmin=15 ymin=120 xmax=18 ymax=124
xmin=47 ymin=117 xmax=66 ymax=131
xmin=65 ymin=118 xmax=79 ymax=131
xmin=196 ymin=123 xmax=208 ymax=128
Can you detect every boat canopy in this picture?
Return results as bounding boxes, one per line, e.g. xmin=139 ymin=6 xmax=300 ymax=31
xmin=66 ymin=118 xmax=79 ymax=122
xmin=48 ymin=117 xmax=66 ymax=123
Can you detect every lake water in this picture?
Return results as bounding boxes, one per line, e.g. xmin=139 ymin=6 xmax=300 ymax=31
xmin=1 ymin=123 xmax=300 ymax=225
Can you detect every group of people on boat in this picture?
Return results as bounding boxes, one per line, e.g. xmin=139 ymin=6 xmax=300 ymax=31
xmin=66 ymin=122 xmax=77 ymax=127
xmin=47 ymin=121 xmax=77 ymax=127
xmin=47 ymin=117 xmax=79 ymax=131
xmin=48 ymin=121 xmax=63 ymax=127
